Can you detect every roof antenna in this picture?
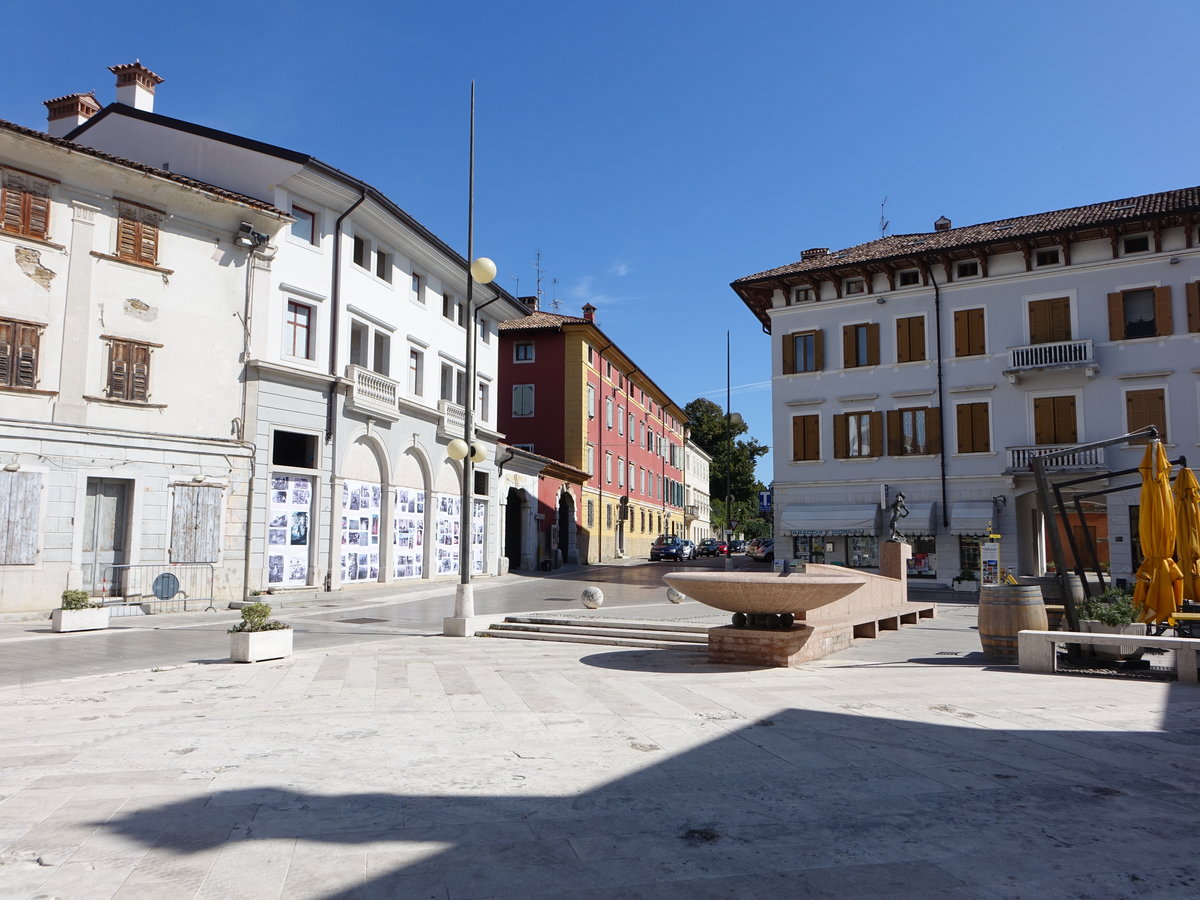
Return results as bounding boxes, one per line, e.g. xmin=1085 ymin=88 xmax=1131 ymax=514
xmin=551 ymin=277 xmax=561 ymax=312
xmin=534 ymin=249 xmax=544 ymax=304
xmin=880 ymin=196 xmax=890 ymax=237
xmin=510 ymin=274 xmax=519 ymax=298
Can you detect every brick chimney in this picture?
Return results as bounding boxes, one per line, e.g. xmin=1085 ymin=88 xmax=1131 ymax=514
xmin=109 ymin=61 xmax=163 ymax=112
xmin=800 ymin=248 xmax=828 ymax=260
xmin=582 ymin=303 xmax=596 ymax=322
xmin=934 ymin=216 xmax=952 ymax=232
xmin=518 ymin=295 xmax=539 ymax=313
xmin=44 ymin=92 xmax=100 ymax=138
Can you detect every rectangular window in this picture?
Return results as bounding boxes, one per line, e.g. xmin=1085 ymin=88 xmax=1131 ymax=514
xmin=0 ymin=318 xmax=42 ymax=389
xmin=115 ymin=203 xmax=160 ymax=266
xmin=954 ymin=308 xmax=986 ymax=357
xmin=284 ymin=301 xmax=313 ymax=359
xmin=898 ymin=269 xmax=921 ymax=287
xmin=290 ymin=204 xmax=315 ymax=244
xmin=478 ymin=382 xmax=490 ymax=423
xmin=791 ymin=414 xmax=819 ymax=461
xmin=440 ymin=363 xmax=454 ymax=402
xmin=1028 ymin=297 xmax=1071 ymax=344
xmin=896 ymin=315 xmax=926 ymax=363
xmin=408 ymin=348 xmax=423 ymax=396
xmin=587 ymin=384 xmax=596 ymax=418
xmin=586 ymin=444 xmax=595 ymax=476
xmin=1 ymin=169 xmax=51 ymax=240
xmin=587 ymin=344 xmax=594 ymax=364
xmin=106 ymin=339 xmax=151 ymax=402
xmin=1123 ymin=234 xmax=1150 ymax=255
xmin=956 ymin=402 xmax=990 ymax=453
xmin=605 ymin=452 xmax=613 ymax=484
xmin=443 ymin=292 xmax=455 ymax=320
xmin=1033 ymin=395 xmax=1077 ymax=445
xmin=956 ymin=260 xmax=979 ymax=278
xmin=834 ymin=411 xmax=880 ymax=459
xmin=514 ymin=341 xmax=534 ymax=362
xmin=587 ymin=499 xmax=594 ymax=528
xmin=1035 ymin=248 xmax=1060 ymax=267
xmin=1108 ymin=287 xmax=1171 ymax=340
xmin=1125 ymin=388 xmax=1166 ymax=443
xmin=791 ymin=286 xmax=816 ymax=304
xmin=782 ymin=330 xmax=823 ymax=374
xmin=0 ymin=470 xmax=41 ymax=564
xmin=372 ymin=332 xmax=390 ymax=376
xmin=888 ymin=407 xmax=941 ymax=455
xmin=617 ymin=406 xmax=624 ymax=435
xmin=844 ymin=277 xmax=866 ymax=295
xmin=512 ymin=384 xmax=534 ymax=417
xmin=478 ymin=317 xmax=489 ymax=344
xmin=411 ymin=272 xmax=424 ymax=304
xmin=375 ymin=248 xmax=392 ymax=282
xmin=842 ymin=323 xmax=879 ymax=368
xmin=352 ymin=235 xmax=368 ymax=268
xmin=606 ymin=397 xmax=613 ymax=429
xmin=618 ymin=457 xmax=625 ymax=488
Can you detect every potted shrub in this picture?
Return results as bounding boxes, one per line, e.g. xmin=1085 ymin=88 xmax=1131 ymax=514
xmin=228 ymin=601 xmax=292 ymax=663
xmin=50 ymin=589 xmax=110 ymax=633
xmin=951 ymin=568 xmax=979 ymax=593
xmin=1077 ymin=587 xmax=1146 ymax=660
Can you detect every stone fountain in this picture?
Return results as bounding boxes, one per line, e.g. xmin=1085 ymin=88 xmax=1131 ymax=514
xmin=662 ymin=542 xmax=936 ymax=667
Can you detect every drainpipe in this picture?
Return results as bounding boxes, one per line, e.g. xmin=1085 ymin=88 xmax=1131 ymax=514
xmin=593 ymin=338 xmax=615 ymax=561
xmin=324 ymin=189 xmax=366 ymax=591
xmin=929 ymin=264 xmax=949 ymax=530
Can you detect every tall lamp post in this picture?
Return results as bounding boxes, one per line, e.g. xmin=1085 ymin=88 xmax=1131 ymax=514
xmin=444 ymin=82 xmax=497 ymax=636
xmin=724 ymin=330 xmax=742 ymax=571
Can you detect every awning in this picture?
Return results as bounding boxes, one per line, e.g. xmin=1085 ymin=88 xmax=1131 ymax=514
xmin=897 ymin=502 xmax=937 ymax=537
xmin=782 ymin=504 xmax=880 ymax=536
xmin=950 ymin=501 xmax=995 ymax=535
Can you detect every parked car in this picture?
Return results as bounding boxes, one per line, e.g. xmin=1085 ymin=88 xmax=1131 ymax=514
xmin=696 ymin=538 xmax=722 ymax=557
xmin=728 ymin=540 xmax=747 ymax=554
xmin=679 ymin=540 xmax=696 ymax=560
xmin=748 ymin=539 xmax=775 ymax=562
xmin=650 ymin=535 xmax=688 ymax=561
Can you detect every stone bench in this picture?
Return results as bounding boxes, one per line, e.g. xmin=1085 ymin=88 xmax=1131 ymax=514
xmin=1018 ymin=630 xmax=1198 ymax=683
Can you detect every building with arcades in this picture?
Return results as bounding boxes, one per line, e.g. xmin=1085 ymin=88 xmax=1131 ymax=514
xmin=732 ymin=187 xmax=1200 ymax=587
xmin=498 ymin=301 xmax=688 ymax=563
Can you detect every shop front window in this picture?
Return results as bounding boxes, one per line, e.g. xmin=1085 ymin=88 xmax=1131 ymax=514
xmin=907 ymin=537 xmax=937 ymax=577
xmin=847 ymin=536 xmax=879 ymax=568
xmin=959 ymin=536 xmax=982 ymax=577
xmin=792 ymin=535 xmax=827 ymax=564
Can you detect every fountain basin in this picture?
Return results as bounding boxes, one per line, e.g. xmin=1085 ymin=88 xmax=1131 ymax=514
xmin=662 ymin=570 xmax=867 ymax=616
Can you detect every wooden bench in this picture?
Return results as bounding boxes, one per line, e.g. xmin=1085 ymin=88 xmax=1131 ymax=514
xmin=1018 ymin=630 xmax=1198 ymax=683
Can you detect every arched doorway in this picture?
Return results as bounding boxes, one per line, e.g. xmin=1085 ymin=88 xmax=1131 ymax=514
xmin=505 ymin=486 xmax=522 ymax=571
xmin=557 ymin=489 xmax=577 ymax=565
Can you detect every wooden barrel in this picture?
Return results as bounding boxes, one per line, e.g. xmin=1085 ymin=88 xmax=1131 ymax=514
xmin=978 ymin=584 xmax=1048 ymax=663
xmin=1036 ymin=573 xmax=1084 ymax=605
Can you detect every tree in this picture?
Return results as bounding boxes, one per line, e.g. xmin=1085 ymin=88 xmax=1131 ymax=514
xmin=684 ymin=397 xmax=769 ymax=535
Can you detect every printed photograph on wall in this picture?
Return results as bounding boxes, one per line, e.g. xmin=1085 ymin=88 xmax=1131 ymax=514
xmin=472 ymin=498 xmax=486 ymax=575
xmin=393 ymin=487 xmax=425 ymax=579
xmin=434 ymin=493 xmax=461 ymax=575
xmin=267 ymin=473 xmax=312 ymax=586
xmin=341 ymin=478 xmax=381 ymax=582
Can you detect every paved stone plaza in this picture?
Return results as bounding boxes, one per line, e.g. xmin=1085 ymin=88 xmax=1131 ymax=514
xmin=1 ymin=565 xmax=1197 ymax=898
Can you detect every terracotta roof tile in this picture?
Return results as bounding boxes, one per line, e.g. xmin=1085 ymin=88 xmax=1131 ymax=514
xmin=498 ymin=310 xmax=589 ymax=331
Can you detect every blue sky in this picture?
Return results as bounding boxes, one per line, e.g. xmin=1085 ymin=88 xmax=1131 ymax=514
xmin=8 ymin=0 xmax=1200 ymax=478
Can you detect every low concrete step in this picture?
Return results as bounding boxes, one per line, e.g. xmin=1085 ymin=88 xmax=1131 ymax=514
xmin=488 ymin=622 xmax=707 ymax=643
xmin=501 ymin=615 xmax=712 ymax=634
xmin=477 ymin=628 xmax=707 ymax=650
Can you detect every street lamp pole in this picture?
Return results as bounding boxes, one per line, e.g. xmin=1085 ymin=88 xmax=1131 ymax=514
xmin=724 ymin=331 xmax=742 ymax=571
xmin=445 ymin=82 xmax=496 ymax=636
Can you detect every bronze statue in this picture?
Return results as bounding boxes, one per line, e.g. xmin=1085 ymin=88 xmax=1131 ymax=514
xmin=887 ymin=491 xmax=909 ymax=543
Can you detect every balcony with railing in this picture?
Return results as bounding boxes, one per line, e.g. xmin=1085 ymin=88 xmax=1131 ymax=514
xmin=438 ymin=399 xmax=466 ymax=438
xmin=1003 ymin=339 xmax=1097 ymax=383
xmin=345 ymin=365 xmax=401 ymax=421
xmin=1006 ymin=444 xmax=1107 ymax=473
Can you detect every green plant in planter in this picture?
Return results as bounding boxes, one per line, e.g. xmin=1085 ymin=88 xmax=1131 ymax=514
xmin=228 ymin=602 xmax=290 ymax=634
xmin=953 ymin=567 xmax=979 ymax=584
xmin=1077 ymin=587 xmax=1141 ymax=626
xmin=60 ymin=589 xmax=102 ymax=610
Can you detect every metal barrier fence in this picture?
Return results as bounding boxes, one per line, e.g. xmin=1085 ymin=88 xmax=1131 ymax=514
xmin=99 ymin=563 xmax=216 ymax=616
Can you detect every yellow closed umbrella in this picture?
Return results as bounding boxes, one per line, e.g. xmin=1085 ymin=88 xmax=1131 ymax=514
xmin=1174 ymin=465 xmax=1200 ymax=603
xmin=1133 ymin=440 xmax=1183 ymax=624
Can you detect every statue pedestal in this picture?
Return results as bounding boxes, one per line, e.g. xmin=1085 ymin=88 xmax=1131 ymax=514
xmin=880 ymin=541 xmax=911 ymax=593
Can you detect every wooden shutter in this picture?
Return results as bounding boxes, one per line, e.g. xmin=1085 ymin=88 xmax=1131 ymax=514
xmin=897 ymin=317 xmax=925 ymax=362
xmin=896 ymin=319 xmax=911 ymax=363
xmin=842 ymin=325 xmax=855 ymax=367
xmin=833 ymin=413 xmax=848 ymax=458
xmin=1036 ymin=396 xmax=1076 ymax=444
xmin=782 ymin=333 xmax=796 ymax=374
xmin=803 ymin=414 xmax=819 ymax=460
xmin=867 ymin=324 xmax=880 ymax=365
xmin=886 ymin=409 xmax=902 ymax=456
xmin=792 ymin=415 xmax=812 ymax=461
xmin=108 ymin=341 xmax=129 ymax=399
xmin=813 ymin=330 xmax=824 ymax=370
xmin=1153 ymin=286 xmax=1173 ymax=336
xmin=1029 ymin=298 xmax=1069 ymax=343
xmin=2 ymin=182 xmax=25 ymax=233
xmin=1107 ymin=292 xmax=1124 ymax=340
xmin=956 ymin=404 xmax=973 ymax=452
xmin=171 ymin=485 xmax=223 ymax=562
xmin=1126 ymin=389 xmax=1166 ymax=443
xmin=116 ymin=218 xmax=139 ymax=260
xmin=139 ymin=220 xmax=159 ymax=264
xmin=1187 ymin=282 xmax=1200 ymax=333
xmin=0 ymin=470 xmax=41 ymax=565
xmin=926 ymin=407 xmax=942 ymax=454
xmin=130 ymin=344 xmax=150 ymax=401
xmin=955 ymin=309 xmax=985 ymax=356
xmin=0 ymin=320 xmax=11 ymax=386
xmin=15 ymin=324 xmax=37 ymax=388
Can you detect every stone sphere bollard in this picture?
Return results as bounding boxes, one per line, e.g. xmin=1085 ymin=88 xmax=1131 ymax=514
xmin=666 ymin=586 xmax=687 ymax=605
xmin=581 ymin=586 xmax=604 ymax=609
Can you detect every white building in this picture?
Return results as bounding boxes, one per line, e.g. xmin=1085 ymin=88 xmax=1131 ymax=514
xmin=683 ymin=441 xmax=712 ymax=543
xmin=732 ymin=189 xmax=1200 ymax=587
xmin=58 ymin=62 xmax=529 ymax=595
xmin=0 ymin=114 xmax=287 ymax=613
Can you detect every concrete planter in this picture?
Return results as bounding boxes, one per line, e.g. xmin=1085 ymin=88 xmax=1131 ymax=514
xmin=1081 ymin=621 xmax=1146 ymax=661
xmin=951 ymin=580 xmax=979 ymax=594
xmin=230 ymin=628 xmax=293 ymax=663
xmin=50 ymin=606 xmax=110 ymax=633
